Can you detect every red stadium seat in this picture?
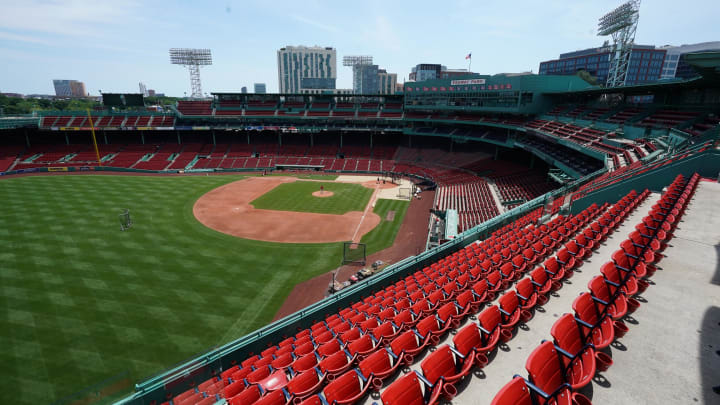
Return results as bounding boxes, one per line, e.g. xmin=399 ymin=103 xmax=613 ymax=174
xmin=323 ymin=369 xmax=374 ymax=405
xmin=380 ymin=371 xmax=442 ymax=405
xmin=550 ymin=314 xmax=598 ymax=389
xmin=285 ymin=368 xmax=325 ymax=402
xmin=420 ymin=344 xmax=475 ymax=389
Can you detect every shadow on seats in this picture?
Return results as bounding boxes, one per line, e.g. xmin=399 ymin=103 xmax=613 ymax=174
xmin=711 ymin=244 xmax=720 ymax=286
xmin=700 ymin=306 xmax=720 ymax=404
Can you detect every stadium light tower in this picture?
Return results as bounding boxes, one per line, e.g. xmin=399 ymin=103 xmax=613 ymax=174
xmin=597 ymin=0 xmax=641 ymax=88
xmin=343 ymin=56 xmax=373 ymax=94
xmin=169 ymin=48 xmax=212 ymax=98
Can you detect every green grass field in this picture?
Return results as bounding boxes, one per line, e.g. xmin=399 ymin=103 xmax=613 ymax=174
xmin=250 ymin=181 xmax=373 ymax=214
xmin=0 ymin=174 xmax=409 ymax=404
xmin=360 ymin=199 xmax=410 ymax=253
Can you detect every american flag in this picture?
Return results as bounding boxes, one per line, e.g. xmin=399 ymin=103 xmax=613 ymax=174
xmin=465 ymin=53 xmax=472 ymax=60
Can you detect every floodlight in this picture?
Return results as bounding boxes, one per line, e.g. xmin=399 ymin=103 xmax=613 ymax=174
xmin=170 ymin=48 xmax=213 ymax=98
xmin=597 ymin=1 xmax=641 ymax=88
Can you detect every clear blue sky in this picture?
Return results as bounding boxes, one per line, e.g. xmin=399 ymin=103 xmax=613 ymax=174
xmin=0 ymin=0 xmax=718 ymax=96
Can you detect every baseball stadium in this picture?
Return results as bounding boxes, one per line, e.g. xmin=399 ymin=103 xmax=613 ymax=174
xmin=3 ymin=43 xmax=720 ymax=405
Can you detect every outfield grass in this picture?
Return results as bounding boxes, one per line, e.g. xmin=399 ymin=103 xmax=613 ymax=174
xmin=250 ymin=181 xmax=373 ymax=214
xmin=360 ymin=199 xmax=410 ymax=253
xmin=0 ymin=175 xmax=351 ymax=404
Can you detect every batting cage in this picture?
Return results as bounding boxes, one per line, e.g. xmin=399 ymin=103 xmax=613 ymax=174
xmin=342 ymin=242 xmax=367 ymax=265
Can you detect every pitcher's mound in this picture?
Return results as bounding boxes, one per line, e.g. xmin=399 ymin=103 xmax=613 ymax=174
xmin=312 ymin=190 xmax=334 ymax=198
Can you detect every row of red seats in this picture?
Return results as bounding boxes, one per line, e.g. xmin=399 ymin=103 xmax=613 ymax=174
xmin=162 ymin=204 xmax=603 ymax=405
xmin=374 ymin=196 xmax=641 ymax=405
xmin=491 ymin=181 xmax=698 ymax=404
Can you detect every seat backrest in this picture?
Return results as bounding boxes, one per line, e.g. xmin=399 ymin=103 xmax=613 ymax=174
xmin=223 ymin=380 xmax=246 ymax=399
xmin=347 ymin=334 xmax=374 ymax=356
xmin=499 ymin=290 xmax=519 ymax=313
xmin=324 ymin=370 xmax=361 ymax=404
xmin=588 ymin=275 xmax=611 ymax=301
xmin=340 ymin=328 xmax=361 ymax=344
xmin=525 ymin=341 xmax=565 ymax=395
xmin=228 ymin=384 xmax=261 ymax=405
xmin=359 ymin=348 xmax=392 ymax=377
xmin=416 ymin=315 xmax=439 ymax=337
xmin=411 ymin=298 xmax=430 ymax=315
xmin=360 ymin=317 xmax=379 ymax=333
xmin=381 ymin=372 xmax=425 ymax=405
xmin=487 ymin=270 xmax=501 ymax=286
xmin=318 ymin=350 xmax=349 ymax=373
xmin=437 ymin=302 xmax=457 ymax=323
xmin=247 ymin=366 xmax=271 ymax=383
xmin=295 ymin=341 xmax=315 ymax=357
xmin=373 ymin=321 xmax=396 ymax=341
xmin=530 ymin=266 xmax=549 ymax=286
xmin=516 ymin=277 xmax=534 ymax=298
xmin=453 ymin=323 xmax=481 ymax=357
xmin=472 ymin=279 xmax=488 ymax=297
xmin=544 ymin=257 xmax=560 ymax=273
xmin=421 ymin=345 xmax=456 ymax=385
xmin=490 ymin=377 xmax=532 ymax=405
xmin=255 ymin=389 xmax=288 ymax=405
xmin=456 ymin=289 xmax=473 ymax=308
xmin=390 ymin=330 xmax=419 ymax=355
xmin=478 ymin=305 xmax=502 ymax=331
xmin=550 ymin=313 xmax=584 ymax=355
xmin=572 ymin=292 xmax=599 ymax=325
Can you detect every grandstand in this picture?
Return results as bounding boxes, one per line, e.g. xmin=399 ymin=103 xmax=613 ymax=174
xmin=0 ymin=51 xmax=719 ymax=405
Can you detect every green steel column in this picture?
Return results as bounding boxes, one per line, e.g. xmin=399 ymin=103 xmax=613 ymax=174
xmin=530 ymin=154 xmax=535 ymax=168
xmin=494 ymin=146 xmax=499 ymax=160
xmin=212 ymin=130 xmax=216 ymax=145
xmin=279 ymin=133 xmax=282 ymax=147
xmin=141 ymin=133 xmax=145 ymax=145
xmin=25 ymin=129 xmax=30 ymax=147
xmin=310 ymin=134 xmax=314 ymax=147
xmin=177 ymin=131 xmax=181 ymax=145
xmin=340 ymin=133 xmax=343 ymax=149
xmin=104 ymin=133 xmax=108 ymax=145
xmin=65 ymin=133 xmax=69 ymax=145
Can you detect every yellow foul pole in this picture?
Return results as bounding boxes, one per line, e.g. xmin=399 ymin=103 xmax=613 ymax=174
xmin=86 ymin=109 xmax=102 ymax=166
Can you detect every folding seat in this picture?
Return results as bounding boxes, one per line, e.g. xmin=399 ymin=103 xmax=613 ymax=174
xmin=574 ymin=233 xmax=595 ymax=254
xmin=223 ymin=380 xmax=248 ymax=400
xmin=543 ymin=257 xmax=566 ymax=281
xmin=272 ymin=352 xmax=294 ymax=370
xmin=440 ymin=281 xmax=459 ymax=303
xmin=420 ymin=344 xmax=476 ymax=392
xmin=255 ymin=389 xmax=288 ymax=405
xmin=611 ymin=249 xmax=647 ymax=278
xmin=501 ymin=246 xmax=513 ymax=260
xmin=380 ymin=371 xmax=442 ymax=405
xmin=372 ymin=321 xmax=401 ymax=344
xmin=359 ymin=318 xmax=379 ymax=334
xmin=436 ymin=301 xmax=463 ymax=329
xmin=394 ymin=298 xmax=411 ymax=311
xmin=531 ymin=240 xmax=547 ymax=258
xmin=601 ymin=261 xmax=642 ymax=296
xmin=572 ymin=293 xmax=616 ymax=350
xmin=454 ymin=289 xmax=477 ymax=318
xmin=523 ymin=342 xmax=576 ymax=405
xmin=196 ymin=396 xmax=220 ymax=405
xmin=550 ymin=314 xmax=598 ymax=389
xmin=317 ymin=339 xmax=342 ymax=358
xmin=295 ymin=341 xmax=316 ymax=357
xmin=490 ymin=252 xmax=504 ymax=266
xmin=246 ymin=366 xmax=273 ymax=385
xmin=521 ymin=248 xmax=538 ymax=267
xmin=221 ymin=365 xmax=241 ymax=383
xmin=491 ymin=376 xmax=574 ymax=405
xmin=332 ymin=321 xmax=351 ymax=336
xmin=587 ymin=276 xmax=628 ymax=320
xmin=389 ymin=329 xmax=434 ymax=362
xmin=530 ymin=266 xmax=556 ymax=297
xmin=411 ymin=298 xmax=433 ymax=318
xmin=563 ymin=240 xmax=587 ymax=261
xmin=317 ymin=350 xmax=353 ymax=377
xmin=628 ymin=230 xmax=661 ymax=252
xmin=176 ymin=392 xmax=203 ymax=405
xmin=479 ymin=258 xmax=494 ymax=275
xmin=261 ymin=346 xmax=279 ymax=359
xmin=347 ymin=334 xmax=378 ymax=360
xmin=541 ymin=235 xmax=557 ymax=251
xmin=515 ymin=278 xmax=538 ymax=310
xmin=510 ymin=254 xmax=528 ymax=276
xmin=500 ymin=262 xmax=518 ymax=282
xmin=242 ymin=355 xmax=261 ymax=369
xmin=315 ymin=329 xmax=335 ymax=345
xmin=589 ymin=221 xmax=608 ymax=242
xmin=635 ymin=222 xmax=666 ymax=242
xmin=415 ymin=312 xmax=451 ymax=339
xmin=470 ymin=279 xmax=489 ymax=306
xmin=365 ymin=305 xmax=381 ymax=317
xmin=257 ymin=369 xmax=292 ymax=392
xmin=485 ymin=270 xmax=507 ymax=298
xmin=392 ymin=309 xmax=418 ymax=331
xmin=228 ymin=384 xmax=263 ymax=405
xmin=284 ymin=368 xmax=325 ymax=402
xmin=358 ymin=347 xmax=405 ymax=383
xmin=456 ymin=272 xmax=471 ymax=289
xmin=230 ymin=366 xmax=253 ymax=383
xmin=498 ymin=291 xmax=522 ymax=331
xmin=620 ymin=239 xmax=655 ymax=265
xmin=322 ymin=369 xmax=374 ymax=405
xmin=254 ymin=356 xmax=274 ymax=369
xmin=292 ymin=352 xmax=320 ymax=374
xmin=339 ymin=328 xmax=362 ymax=345
xmin=555 ymin=248 xmax=578 ymax=273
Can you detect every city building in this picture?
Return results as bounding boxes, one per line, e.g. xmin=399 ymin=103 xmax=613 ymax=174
xmin=53 ymin=79 xmax=87 ymax=97
xmin=659 ymin=41 xmax=720 ymax=80
xmin=148 ymin=89 xmax=156 ymax=97
xmin=241 ymin=86 xmax=247 ymax=93
xmin=538 ymin=45 xmax=666 ymax=86
xmin=378 ymin=70 xmax=397 ymax=94
xmin=254 ymin=83 xmax=267 ymax=94
xmin=409 ymin=64 xmax=474 ymax=82
xmin=277 ymin=46 xmax=337 ymax=93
